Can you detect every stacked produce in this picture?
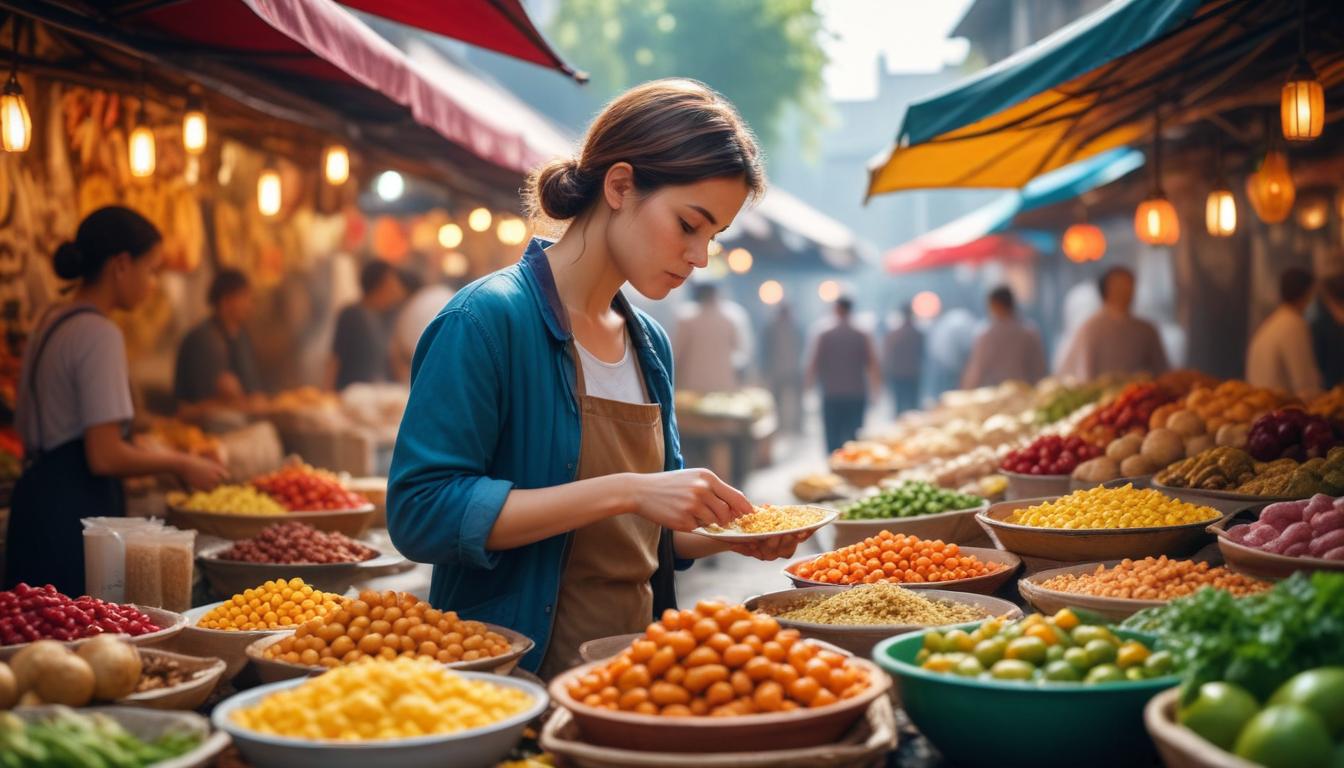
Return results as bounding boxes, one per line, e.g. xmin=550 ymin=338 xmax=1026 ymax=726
xmin=216 ymin=522 xmax=378 ymax=564
xmin=171 ymin=484 xmax=286 ymax=516
xmin=230 ymin=657 xmax=533 ymax=741
xmin=251 ymin=463 xmax=368 ymax=511
xmin=1126 ymin=572 xmax=1344 ymax=767
xmin=1033 ymin=383 xmax=1105 ymax=425
xmin=840 ymin=481 xmax=981 ymax=520
xmin=707 ymin=505 xmax=825 ymax=534
xmin=1224 ymin=494 xmax=1344 ymax=560
xmin=1157 ymin=446 xmax=1344 ymax=497
xmin=195 ymin=579 xmax=342 ymax=631
xmin=0 ymin=709 xmax=202 ymax=767
xmin=795 ymin=532 xmax=1003 ymax=586
xmin=1072 ymin=382 xmax=1177 ymax=446
xmin=263 ymin=589 xmax=512 ymax=667
xmin=1073 ymin=410 xmax=1213 ymax=483
xmin=1037 ymin=557 xmax=1270 ymax=600
xmin=773 ymin=584 xmax=988 ymax=626
xmin=1001 ymin=434 xmax=1102 ymax=476
xmin=1245 ymin=409 xmax=1344 ymax=462
xmin=565 ymin=601 xmax=873 ymax=716
xmin=2 ymin=635 xmax=142 ymax=707
xmin=0 ymin=584 xmax=161 ymax=645
xmin=1004 ymin=485 xmax=1219 ymax=529
xmin=915 ymin=610 xmax=1175 ymax=684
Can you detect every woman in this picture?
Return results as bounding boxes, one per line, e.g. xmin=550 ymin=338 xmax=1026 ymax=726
xmin=4 ymin=206 xmax=228 ymax=595
xmin=388 ymin=80 xmax=806 ymax=676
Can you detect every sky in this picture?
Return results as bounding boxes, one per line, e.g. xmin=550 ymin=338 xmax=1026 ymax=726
xmin=817 ymin=0 xmax=974 ymax=101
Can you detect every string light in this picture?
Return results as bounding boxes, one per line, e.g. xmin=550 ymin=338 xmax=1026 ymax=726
xmin=468 ymin=207 xmax=493 ymax=233
xmin=442 ymin=252 xmax=469 ymax=278
xmin=758 ymin=280 xmax=783 ymax=305
xmin=182 ymin=95 xmax=206 ymax=155
xmin=324 ymin=145 xmax=350 ymax=186
xmin=911 ymin=291 xmax=942 ymax=320
xmin=438 ymin=222 xmax=463 ymax=249
xmin=375 ymin=171 xmax=404 ymax=202
xmin=727 ymin=247 xmax=753 ymax=274
xmin=257 ymin=163 xmax=282 ymax=217
xmin=496 ymin=217 xmax=528 ymax=246
xmin=817 ymin=280 xmax=840 ymax=303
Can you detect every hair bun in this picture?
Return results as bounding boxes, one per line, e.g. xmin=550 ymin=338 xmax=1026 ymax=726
xmin=530 ymin=157 xmax=596 ymax=221
xmin=53 ymin=241 xmax=85 ymax=281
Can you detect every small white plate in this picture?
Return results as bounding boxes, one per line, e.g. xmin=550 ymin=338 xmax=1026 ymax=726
xmin=693 ymin=505 xmax=839 ymax=542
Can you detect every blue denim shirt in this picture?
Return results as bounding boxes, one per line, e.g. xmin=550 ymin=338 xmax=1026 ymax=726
xmin=387 ymin=238 xmax=688 ymax=671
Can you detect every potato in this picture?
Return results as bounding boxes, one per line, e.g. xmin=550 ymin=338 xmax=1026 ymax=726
xmin=1106 ymin=434 xmax=1143 ymax=462
xmin=1071 ymin=457 xmax=1120 ymax=484
xmin=34 ymin=653 xmax=94 ymax=707
xmin=1140 ymin=429 xmax=1185 ymax=467
xmin=1166 ymin=410 xmax=1206 ymax=438
xmin=1215 ymin=423 xmax=1249 ymax=449
xmin=1120 ymin=454 xmax=1157 ymax=477
xmin=1184 ymin=434 xmax=1214 ymax=459
xmin=0 ymin=662 xmax=15 ymax=710
xmin=77 ymin=635 xmax=142 ymax=701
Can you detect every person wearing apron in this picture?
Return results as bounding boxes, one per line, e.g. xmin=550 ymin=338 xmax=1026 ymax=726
xmin=4 ymin=207 xmax=227 ymax=595
xmin=388 ymin=80 xmax=809 ymax=676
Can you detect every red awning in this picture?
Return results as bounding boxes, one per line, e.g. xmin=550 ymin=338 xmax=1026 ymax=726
xmin=110 ymin=0 xmax=564 ymax=175
xmin=884 ymin=233 xmax=1036 ymax=274
xmin=340 ymin=0 xmax=584 ymax=80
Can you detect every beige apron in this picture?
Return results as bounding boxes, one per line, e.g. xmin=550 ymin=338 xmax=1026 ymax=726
xmin=538 ymin=342 xmax=665 ymax=679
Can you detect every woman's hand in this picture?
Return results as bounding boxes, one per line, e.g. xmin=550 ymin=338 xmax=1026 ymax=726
xmin=176 ymin=455 xmax=229 ymax=491
xmin=631 ymin=468 xmax=753 ymax=532
xmin=729 ymin=530 xmax=814 ymax=561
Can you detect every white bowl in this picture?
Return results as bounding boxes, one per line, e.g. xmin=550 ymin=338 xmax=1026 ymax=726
xmin=213 ymin=671 xmax=549 ymax=768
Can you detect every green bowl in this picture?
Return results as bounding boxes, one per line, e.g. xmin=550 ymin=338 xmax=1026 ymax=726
xmin=874 ymin=624 xmax=1177 ymax=768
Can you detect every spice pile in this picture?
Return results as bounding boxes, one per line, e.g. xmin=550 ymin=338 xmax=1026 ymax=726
xmin=1005 ymin=485 xmax=1219 ymax=529
xmin=707 ymin=505 xmax=824 ymax=534
xmin=216 ymin=522 xmax=378 ymax=564
xmin=196 ymin=579 xmax=342 ymax=631
xmin=1038 ymin=557 xmax=1271 ymax=601
xmin=776 ymin=584 xmax=988 ymax=626
xmin=0 ymin=585 xmax=161 ymax=645
xmin=230 ymin=657 xmax=533 ymax=741
xmin=794 ymin=532 xmax=1003 ymax=585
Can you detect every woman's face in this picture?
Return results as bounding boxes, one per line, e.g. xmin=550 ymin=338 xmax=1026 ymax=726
xmin=111 ymin=244 xmax=163 ymax=311
xmin=606 ymin=174 xmax=751 ymax=301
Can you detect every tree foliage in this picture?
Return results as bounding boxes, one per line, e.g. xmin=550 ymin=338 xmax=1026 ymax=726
xmin=549 ymin=0 xmax=828 ymax=152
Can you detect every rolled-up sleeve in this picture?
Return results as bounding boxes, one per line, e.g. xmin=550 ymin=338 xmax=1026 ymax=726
xmin=387 ymin=307 xmax=513 ymax=570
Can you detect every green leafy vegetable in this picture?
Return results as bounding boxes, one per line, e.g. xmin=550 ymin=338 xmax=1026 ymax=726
xmin=1121 ymin=572 xmax=1344 ymax=703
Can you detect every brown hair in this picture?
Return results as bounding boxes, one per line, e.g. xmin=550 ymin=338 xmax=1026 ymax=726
xmin=526 ymin=79 xmax=764 ymax=222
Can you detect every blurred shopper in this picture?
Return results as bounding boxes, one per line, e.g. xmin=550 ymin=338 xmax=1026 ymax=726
xmin=807 ymin=296 xmax=880 ymax=453
xmin=392 ymin=271 xmax=455 ymax=383
xmin=961 ymin=285 xmax=1047 ymax=389
xmin=1057 ymin=267 xmax=1168 ymax=380
xmin=329 ymin=261 xmax=406 ymax=390
xmin=673 ymin=282 xmax=749 ymax=393
xmin=1247 ymin=268 xmax=1322 ymax=398
xmin=173 ymin=268 xmax=264 ymax=404
xmin=1311 ymin=272 xmax=1344 ymax=390
xmin=882 ymin=303 xmax=923 ymax=414
xmin=761 ymin=302 xmax=804 ymax=433
xmin=7 ymin=207 xmax=226 ymax=594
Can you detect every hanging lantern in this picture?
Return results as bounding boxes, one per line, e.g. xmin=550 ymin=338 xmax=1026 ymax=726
xmin=128 ymin=120 xmax=156 ymax=178
xmin=0 ymin=75 xmax=30 ymax=153
xmin=1246 ymin=150 xmax=1295 ymax=224
xmin=1282 ymin=62 xmax=1324 ymax=141
xmin=323 ymin=144 xmax=350 ymax=186
xmin=1205 ymin=188 xmax=1237 ymax=237
xmin=1062 ymin=223 xmax=1105 ymax=263
xmin=1296 ymin=191 xmax=1329 ymax=230
xmin=468 ymin=207 xmax=493 ymax=233
xmin=182 ymin=96 xmax=206 ymax=155
xmin=1134 ymin=105 xmax=1179 ymax=246
xmin=257 ymin=165 xmax=282 ymax=217
xmin=1135 ymin=195 xmax=1180 ymax=245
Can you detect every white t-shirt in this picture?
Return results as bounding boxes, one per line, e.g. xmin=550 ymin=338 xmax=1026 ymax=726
xmin=1246 ymin=305 xmax=1323 ymax=398
xmin=576 ymin=333 xmax=647 ymax=404
xmin=17 ymin=304 xmax=135 ymax=452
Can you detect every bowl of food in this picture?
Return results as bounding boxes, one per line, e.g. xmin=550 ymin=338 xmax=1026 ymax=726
xmin=214 ymin=658 xmax=548 ymax=768
xmin=194 ymin=523 xmax=401 ymax=599
xmin=745 ymin=584 xmax=1021 ymax=657
xmin=1017 ymin=556 xmax=1272 ymax=622
xmin=874 ymin=612 xmax=1180 ymax=768
xmin=782 ymin=531 xmax=1021 ymax=595
xmin=549 ymin=600 xmax=890 ymax=753
xmin=831 ymin=482 xmax=988 ymax=548
xmin=978 ymin=487 xmax=1222 ymax=562
xmin=119 ymin=647 xmax=228 ymax=711
xmin=10 ymin=705 xmax=230 ymax=768
xmin=694 ymin=505 xmax=838 ymax=542
xmin=1207 ymin=495 xmax=1344 ymax=579
xmin=0 ymin=584 xmax=186 ymax=661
